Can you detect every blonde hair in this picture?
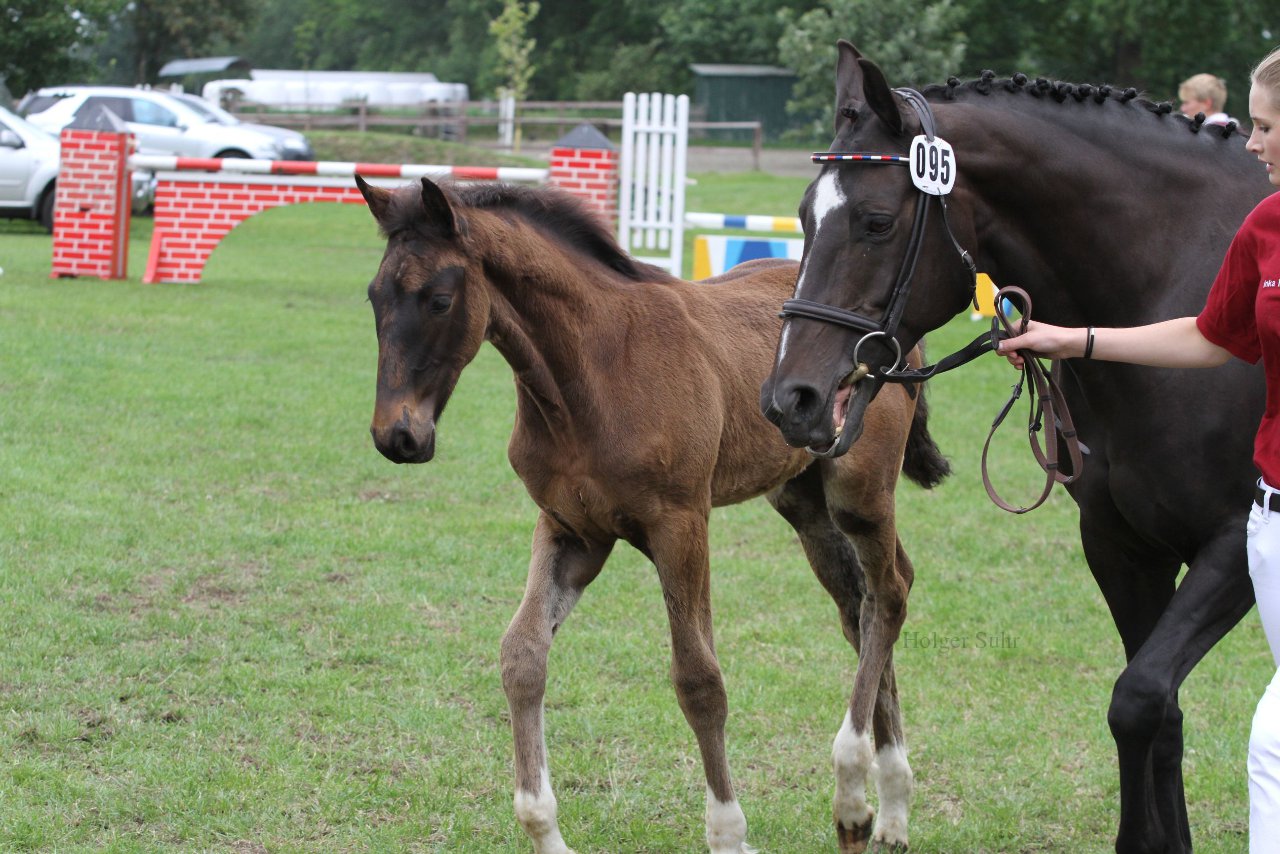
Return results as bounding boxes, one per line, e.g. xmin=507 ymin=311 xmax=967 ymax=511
xmin=1253 ymin=46 xmax=1280 ymax=110
xmin=1179 ymin=73 xmax=1228 ymax=111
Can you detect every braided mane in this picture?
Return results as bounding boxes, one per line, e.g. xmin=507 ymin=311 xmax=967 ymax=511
xmin=921 ymin=70 xmax=1243 ymax=139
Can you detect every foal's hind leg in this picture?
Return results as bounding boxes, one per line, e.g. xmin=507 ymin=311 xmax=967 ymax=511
xmin=768 ymin=467 xmax=914 ymax=853
xmin=501 ymin=513 xmax=613 ymax=854
xmin=648 ymin=507 xmax=754 ymax=853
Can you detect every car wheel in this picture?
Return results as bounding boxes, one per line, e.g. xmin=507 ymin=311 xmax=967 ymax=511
xmin=214 ymin=149 xmax=251 ymax=159
xmin=37 ymin=186 xmax=56 ymax=232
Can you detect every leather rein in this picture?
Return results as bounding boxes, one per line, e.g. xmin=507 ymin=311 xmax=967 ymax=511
xmin=780 ymin=88 xmax=1084 ymax=513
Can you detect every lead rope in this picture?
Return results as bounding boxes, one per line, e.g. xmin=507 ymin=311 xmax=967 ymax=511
xmin=980 ymin=286 xmax=1084 ymax=513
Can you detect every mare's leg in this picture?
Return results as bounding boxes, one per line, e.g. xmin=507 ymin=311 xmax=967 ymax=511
xmin=770 ymin=464 xmax=914 ymax=854
xmin=501 ymin=513 xmax=613 ymax=854
xmin=648 ymin=507 xmax=753 ymax=854
xmin=1082 ymin=509 xmax=1253 ymax=854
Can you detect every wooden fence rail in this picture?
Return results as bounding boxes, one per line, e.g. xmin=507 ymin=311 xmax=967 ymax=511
xmin=227 ymin=100 xmax=764 ymax=169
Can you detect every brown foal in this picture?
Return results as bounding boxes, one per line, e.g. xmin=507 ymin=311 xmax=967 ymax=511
xmin=358 ymin=175 xmax=948 ymax=853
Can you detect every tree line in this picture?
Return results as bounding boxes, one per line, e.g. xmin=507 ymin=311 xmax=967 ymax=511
xmin=3 ymin=0 xmax=1273 ymax=140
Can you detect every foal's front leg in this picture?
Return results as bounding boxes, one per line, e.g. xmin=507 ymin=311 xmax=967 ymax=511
xmin=501 ymin=513 xmax=613 ymax=854
xmin=650 ymin=509 xmax=755 ymax=854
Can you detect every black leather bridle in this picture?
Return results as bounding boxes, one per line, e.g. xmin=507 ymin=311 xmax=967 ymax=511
xmin=775 ymin=88 xmax=1083 ymax=510
xmin=779 ymin=88 xmax=980 ymax=381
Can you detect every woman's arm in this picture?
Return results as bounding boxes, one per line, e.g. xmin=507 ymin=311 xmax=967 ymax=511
xmin=997 ymin=316 xmax=1234 ymax=369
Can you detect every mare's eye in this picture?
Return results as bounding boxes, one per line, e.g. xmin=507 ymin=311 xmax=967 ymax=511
xmin=426 ymin=293 xmax=453 ymax=315
xmin=867 ymin=216 xmax=893 ymax=236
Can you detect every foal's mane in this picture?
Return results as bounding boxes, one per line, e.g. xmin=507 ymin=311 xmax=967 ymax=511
xmin=384 ymin=180 xmax=672 ymax=283
xmin=918 ymin=70 xmax=1245 ymax=142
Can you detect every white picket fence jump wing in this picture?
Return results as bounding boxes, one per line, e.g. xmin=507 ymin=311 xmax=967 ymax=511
xmin=617 ymin=92 xmax=689 ymax=276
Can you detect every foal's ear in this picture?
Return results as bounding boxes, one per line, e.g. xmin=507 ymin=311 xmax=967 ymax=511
xmin=356 ymin=174 xmax=393 ymax=225
xmin=420 ymin=178 xmax=458 ymax=237
xmin=834 ymin=40 xmax=904 ymax=136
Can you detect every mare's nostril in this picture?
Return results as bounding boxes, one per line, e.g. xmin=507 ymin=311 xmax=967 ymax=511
xmin=784 ymin=383 xmax=823 ymax=421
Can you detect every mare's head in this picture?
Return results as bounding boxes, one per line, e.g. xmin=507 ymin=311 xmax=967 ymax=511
xmin=358 ymin=176 xmax=488 ymax=464
xmin=761 ymin=41 xmax=979 ymax=455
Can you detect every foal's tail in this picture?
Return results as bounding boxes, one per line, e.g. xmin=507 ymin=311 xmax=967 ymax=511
xmin=902 ymin=380 xmax=951 ymax=489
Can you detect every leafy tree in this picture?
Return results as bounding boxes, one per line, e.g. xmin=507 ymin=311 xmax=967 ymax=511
xmin=526 ymin=0 xmax=674 ymax=99
xmin=111 ymin=0 xmax=256 ymax=83
xmin=962 ymin=0 xmax=1273 ymax=113
xmin=490 ymin=0 xmax=539 ymax=101
xmin=656 ymin=0 xmax=813 ymax=90
xmin=778 ymin=0 xmax=967 ymax=141
xmin=1 ymin=0 xmax=119 ymax=96
xmin=489 ymin=0 xmax=538 ymax=150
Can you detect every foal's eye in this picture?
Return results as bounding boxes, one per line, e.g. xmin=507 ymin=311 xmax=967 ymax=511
xmin=427 ymin=294 xmax=453 ymax=315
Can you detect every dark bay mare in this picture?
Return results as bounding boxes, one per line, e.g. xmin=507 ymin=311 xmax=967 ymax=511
xmin=356 ymin=175 xmax=950 ymax=853
xmin=761 ymin=41 xmax=1274 ymax=853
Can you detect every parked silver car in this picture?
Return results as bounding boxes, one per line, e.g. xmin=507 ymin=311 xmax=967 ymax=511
xmin=166 ymin=92 xmax=314 ymax=160
xmin=1 ymin=103 xmax=157 ymax=231
xmin=18 ymin=85 xmax=314 ymax=161
xmin=0 ymin=105 xmax=59 ymax=229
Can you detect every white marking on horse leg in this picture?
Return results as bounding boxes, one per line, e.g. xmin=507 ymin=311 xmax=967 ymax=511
xmin=514 ymin=763 xmax=575 ymax=854
xmin=872 ymin=742 xmax=913 ymax=847
xmin=832 ymin=710 xmax=876 ymax=830
xmin=704 ymin=786 xmax=755 ymax=854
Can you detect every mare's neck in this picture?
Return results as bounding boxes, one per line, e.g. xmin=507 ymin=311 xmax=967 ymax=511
xmin=943 ymin=96 xmax=1265 ymax=326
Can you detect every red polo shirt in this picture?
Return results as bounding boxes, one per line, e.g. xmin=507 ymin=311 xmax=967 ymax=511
xmin=1198 ymin=191 xmax=1280 ymax=485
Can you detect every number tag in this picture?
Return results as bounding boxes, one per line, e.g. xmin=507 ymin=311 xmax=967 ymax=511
xmin=909 ymin=135 xmax=956 ymax=195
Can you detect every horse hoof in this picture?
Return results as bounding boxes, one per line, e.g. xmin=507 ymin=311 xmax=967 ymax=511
xmin=868 ymin=840 xmax=908 ymax=854
xmin=837 ymin=819 xmax=873 ymax=854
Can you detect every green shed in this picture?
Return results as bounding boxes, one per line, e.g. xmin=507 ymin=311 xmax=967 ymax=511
xmin=690 ymin=64 xmax=798 ymax=141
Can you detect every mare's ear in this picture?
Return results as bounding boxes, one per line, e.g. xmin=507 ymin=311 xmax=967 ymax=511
xmin=356 ymin=174 xmax=392 ymax=225
xmin=420 ymin=177 xmax=458 ymax=237
xmin=834 ymin=40 xmax=904 ymax=136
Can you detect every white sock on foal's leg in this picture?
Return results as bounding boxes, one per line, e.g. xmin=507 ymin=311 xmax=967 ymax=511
xmin=705 ymin=785 xmax=754 ymax=853
xmin=872 ymin=742 xmax=912 ymax=847
xmin=832 ymin=710 xmax=876 ymax=831
xmin=514 ymin=764 xmax=574 ymax=854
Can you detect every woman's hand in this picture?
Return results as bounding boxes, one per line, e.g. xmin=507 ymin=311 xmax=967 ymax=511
xmin=996 ymin=321 xmax=1089 ymax=368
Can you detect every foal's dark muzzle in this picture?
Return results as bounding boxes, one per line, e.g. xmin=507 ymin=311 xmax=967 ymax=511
xmin=370 ymin=404 xmax=436 ymax=464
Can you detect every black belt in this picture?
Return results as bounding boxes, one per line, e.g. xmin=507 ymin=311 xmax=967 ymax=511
xmin=1256 ymin=484 xmax=1280 ymax=512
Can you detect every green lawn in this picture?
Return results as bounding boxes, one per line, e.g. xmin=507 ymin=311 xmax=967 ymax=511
xmin=0 ymin=182 xmax=1267 ymax=852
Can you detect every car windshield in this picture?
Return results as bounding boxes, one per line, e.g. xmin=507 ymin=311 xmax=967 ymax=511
xmin=172 ymin=94 xmax=239 ymax=125
xmin=0 ymin=105 xmax=57 ymax=138
xmin=16 ymin=94 xmax=69 ymax=117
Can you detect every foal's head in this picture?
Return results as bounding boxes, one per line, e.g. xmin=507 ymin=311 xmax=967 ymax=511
xmin=358 ymin=176 xmax=489 ymax=464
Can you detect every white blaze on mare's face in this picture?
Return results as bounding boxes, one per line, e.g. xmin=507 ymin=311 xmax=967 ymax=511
xmin=778 ymin=171 xmax=848 ymax=362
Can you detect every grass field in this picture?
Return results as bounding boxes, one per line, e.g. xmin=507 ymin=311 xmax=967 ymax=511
xmin=0 ymin=174 xmax=1269 ymax=852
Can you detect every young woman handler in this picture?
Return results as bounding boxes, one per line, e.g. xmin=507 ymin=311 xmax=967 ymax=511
xmin=999 ymin=46 xmax=1280 ymax=852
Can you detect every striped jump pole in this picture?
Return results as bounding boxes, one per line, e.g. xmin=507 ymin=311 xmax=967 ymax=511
xmin=129 ymin=155 xmax=550 ymax=185
xmin=129 ymin=156 xmax=550 ymax=284
xmin=684 ymin=211 xmax=803 ymax=234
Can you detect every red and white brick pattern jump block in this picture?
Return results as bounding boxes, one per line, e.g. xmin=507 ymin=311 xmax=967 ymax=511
xmin=51 ymin=129 xmax=133 ymax=280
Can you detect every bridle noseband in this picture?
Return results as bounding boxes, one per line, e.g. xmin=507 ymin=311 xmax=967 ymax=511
xmin=779 ymin=88 xmax=978 ymax=380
